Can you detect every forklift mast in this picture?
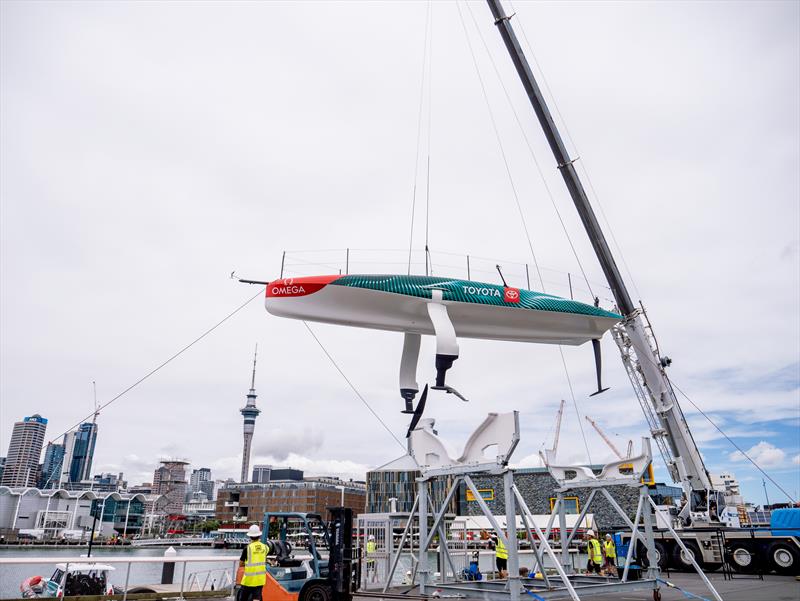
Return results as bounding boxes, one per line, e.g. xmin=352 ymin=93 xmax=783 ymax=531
xmin=327 ymin=507 xmax=354 ymax=601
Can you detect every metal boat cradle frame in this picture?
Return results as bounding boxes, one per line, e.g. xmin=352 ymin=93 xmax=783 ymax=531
xmin=373 ymin=412 xmax=723 ymax=601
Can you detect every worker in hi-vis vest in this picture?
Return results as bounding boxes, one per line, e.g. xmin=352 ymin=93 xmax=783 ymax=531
xmin=584 ymin=529 xmax=603 ymax=574
xmin=237 ymin=525 xmax=270 ymax=601
xmin=366 ymin=534 xmax=378 ymax=582
xmin=491 ymin=532 xmax=508 ymax=575
xmin=603 ymin=533 xmax=618 ymax=575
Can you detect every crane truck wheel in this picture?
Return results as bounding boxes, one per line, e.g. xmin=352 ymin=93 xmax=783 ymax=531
xmin=767 ymin=542 xmax=799 ymax=576
xmin=299 ymin=580 xmax=333 ymax=601
xmin=635 ymin=540 xmax=668 ymax=570
xmin=670 ymin=541 xmax=704 ymax=572
xmin=726 ymin=542 xmax=758 ymax=574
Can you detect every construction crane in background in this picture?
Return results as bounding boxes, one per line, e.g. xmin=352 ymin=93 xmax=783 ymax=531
xmin=539 ymin=400 xmax=566 ymax=466
xmin=584 ymin=415 xmax=630 ymax=461
xmin=552 ymin=399 xmax=566 ymax=455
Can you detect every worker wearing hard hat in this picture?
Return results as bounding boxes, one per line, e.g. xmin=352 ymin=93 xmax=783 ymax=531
xmin=490 ymin=532 xmax=508 ymax=577
xmin=366 ymin=534 xmax=378 ymax=582
xmin=603 ymin=534 xmax=618 ymax=577
xmin=584 ymin=529 xmax=603 ymax=575
xmin=237 ymin=525 xmax=270 ymax=601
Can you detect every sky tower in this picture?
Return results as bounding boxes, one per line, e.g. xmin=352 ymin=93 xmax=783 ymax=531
xmin=239 ymin=345 xmax=261 ymax=483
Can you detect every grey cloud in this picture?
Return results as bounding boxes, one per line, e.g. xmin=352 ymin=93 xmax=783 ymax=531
xmin=253 ymin=428 xmax=324 ymax=462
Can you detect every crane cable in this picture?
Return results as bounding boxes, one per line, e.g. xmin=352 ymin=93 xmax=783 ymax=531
xmin=462 ymin=1 xmax=595 ymax=300
xmin=407 ymin=1 xmax=432 ymax=276
xmin=46 ymin=287 xmax=267 ymax=446
xmin=302 ymin=322 xmax=406 ymax=450
xmin=506 ymin=0 xmax=642 ymax=303
xmin=424 ymin=3 xmax=434 ymax=276
xmin=456 ymin=1 xmax=593 ymax=466
xmin=668 ymin=378 xmax=796 ymax=503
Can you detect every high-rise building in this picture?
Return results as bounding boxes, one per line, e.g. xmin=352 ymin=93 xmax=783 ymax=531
xmin=153 ymin=459 xmax=189 ymax=514
xmin=252 ymin=465 xmax=271 ymax=483
xmin=41 ymin=442 xmax=65 ymax=488
xmin=239 ymin=346 xmax=261 ymax=483
xmin=189 ymin=468 xmax=214 ymax=499
xmin=1 ymin=414 xmax=48 ymax=487
xmin=59 ymin=422 xmax=98 ymax=485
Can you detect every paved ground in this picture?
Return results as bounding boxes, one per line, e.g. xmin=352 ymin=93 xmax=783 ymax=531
xmin=356 ymin=573 xmax=798 ymax=601
xmin=615 ymin=572 xmax=798 ymax=601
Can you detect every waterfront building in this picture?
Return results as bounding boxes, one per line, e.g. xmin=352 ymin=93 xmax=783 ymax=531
xmin=1 ymin=414 xmax=48 ymax=487
xmin=153 ymin=458 xmax=189 ymax=514
xmin=239 ymin=347 xmax=261 ymax=483
xmin=0 ymin=486 xmax=167 ymax=539
xmin=459 ymin=467 xmax=644 ymax=529
xmin=366 ymin=454 xmax=459 ymax=515
xmin=365 ymin=459 xmax=648 ymax=529
xmin=711 ymin=471 xmax=743 ymax=504
xmin=183 ymin=498 xmax=216 ymax=519
xmin=41 ymin=442 xmax=65 ymax=488
xmin=252 ymin=465 xmax=304 ymax=483
xmin=215 ymin=478 xmax=366 ymax=524
xmin=128 ymin=482 xmax=153 ymax=495
xmin=189 ymin=467 xmax=214 ymax=499
xmin=92 ymin=472 xmax=126 ymax=491
xmin=251 ymin=465 xmax=271 ymax=483
xmin=58 ymin=422 xmax=98 ymax=485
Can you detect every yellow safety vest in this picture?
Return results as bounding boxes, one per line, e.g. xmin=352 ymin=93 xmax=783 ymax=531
xmin=587 ymin=538 xmax=602 ymax=564
xmin=241 ymin=541 xmax=269 ymax=587
xmin=366 ymin=540 xmax=377 ymax=564
xmin=495 ymin=538 xmax=508 ymax=560
xmin=604 ymin=539 xmax=616 ymax=559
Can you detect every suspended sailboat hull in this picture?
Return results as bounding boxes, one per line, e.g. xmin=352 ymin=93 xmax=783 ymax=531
xmin=265 ymin=274 xmax=620 ymax=345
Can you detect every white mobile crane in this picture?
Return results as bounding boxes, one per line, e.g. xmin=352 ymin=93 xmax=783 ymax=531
xmin=486 ymin=0 xmax=800 ymax=574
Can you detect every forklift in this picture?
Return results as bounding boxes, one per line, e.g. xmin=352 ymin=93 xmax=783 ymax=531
xmin=257 ymin=507 xmax=356 ymax=601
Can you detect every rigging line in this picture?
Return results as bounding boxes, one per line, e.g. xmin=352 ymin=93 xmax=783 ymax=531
xmin=455 ymin=1 xmax=542 ymax=288
xmin=47 ymin=287 xmax=266 ymax=445
xmin=463 ymin=1 xmax=594 ymax=300
xmin=667 ymin=377 xmax=796 ymax=503
xmin=302 ymin=321 xmax=405 ymax=450
xmin=506 ymin=0 xmax=641 ymax=301
xmin=629 ymin=333 xmax=796 ymax=502
xmin=407 ymin=1 xmax=432 ymax=276
xmin=424 ymin=3 xmax=434 ymax=277
xmin=559 ymin=346 xmax=594 ymax=466
xmin=457 ymin=2 xmax=592 ymax=465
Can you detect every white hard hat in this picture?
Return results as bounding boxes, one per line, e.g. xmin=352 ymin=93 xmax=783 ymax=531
xmin=368 ymin=534 xmax=375 ymax=541
xmin=605 ymin=534 xmax=612 ymax=539
xmin=247 ymin=525 xmax=262 ymax=538
xmin=586 ymin=529 xmax=595 ymax=537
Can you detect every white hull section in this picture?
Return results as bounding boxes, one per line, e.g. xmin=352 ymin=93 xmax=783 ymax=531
xmin=266 ymin=285 xmax=617 ymax=345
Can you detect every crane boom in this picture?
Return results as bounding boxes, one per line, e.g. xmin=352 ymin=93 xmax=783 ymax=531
xmin=485 ymin=0 xmax=716 ymax=522
xmin=585 ymin=416 xmax=625 ymax=461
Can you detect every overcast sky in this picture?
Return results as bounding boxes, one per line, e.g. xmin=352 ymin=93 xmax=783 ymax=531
xmin=1 ymin=1 xmax=798 ymax=506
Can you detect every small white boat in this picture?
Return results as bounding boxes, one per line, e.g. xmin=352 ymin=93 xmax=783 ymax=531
xmin=21 ymin=563 xmax=115 ymax=598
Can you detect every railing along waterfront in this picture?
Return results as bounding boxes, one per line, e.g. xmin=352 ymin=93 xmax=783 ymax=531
xmin=0 ymin=554 xmax=240 ymax=601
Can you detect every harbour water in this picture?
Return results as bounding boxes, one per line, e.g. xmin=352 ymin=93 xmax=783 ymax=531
xmin=0 ymin=546 xmax=239 ymax=599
